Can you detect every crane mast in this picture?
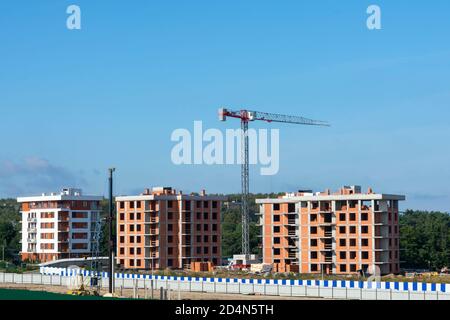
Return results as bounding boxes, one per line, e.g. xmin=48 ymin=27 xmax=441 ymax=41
xmin=219 ymin=108 xmax=329 ymax=257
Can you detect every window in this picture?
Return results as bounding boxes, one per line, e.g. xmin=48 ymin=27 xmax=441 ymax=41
xmin=212 ymin=201 xmax=218 ymax=209
xmin=168 ymin=212 xmax=173 ymax=220
xmin=273 ymin=226 xmax=280 ymax=233
xmin=120 ymin=225 xmax=125 ymax=232
xmin=349 ymin=226 xmax=356 ymax=234
xmin=136 ymin=225 xmax=141 ymax=232
xmin=310 ymin=239 xmax=317 ymax=247
xmin=130 ymin=202 xmax=135 ymax=209
xmin=196 ymin=201 xmax=201 ymax=209
xmin=212 ymin=224 xmax=217 ymax=231
xmin=212 ymin=247 xmax=218 ymax=254
xmin=168 ymin=259 xmax=173 ymax=267
xmin=129 ymin=236 xmax=135 ymax=243
xmin=350 ymin=251 xmax=356 ymax=259
xmin=362 ymin=239 xmax=369 ymax=247
xmin=203 ymin=201 xmax=209 ymax=208
xmin=339 ymin=239 xmax=346 ymax=246
xmin=273 ymin=204 xmax=280 ymax=211
xmin=136 ymin=201 xmax=141 ymax=209
xmin=203 ymin=235 xmax=209 ymax=242
xmin=130 ymin=248 xmax=135 ymax=255
xmin=120 ymin=248 xmax=124 ymax=255
xmin=310 ymin=226 xmax=317 ymax=234
xmin=136 ymin=236 xmax=141 ymax=243
xmin=168 ymin=247 xmax=173 ymax=255
xmin=129 ymin=212 xmax=134 ymax=220
xmin=196 ymin=212 xmax=201 ymax=219
xmin=310 ymin=214 xmax=317 ymax=222
xmin=129 ymin=260 xmax=134 ymax=267
xmin=120 ymin=202 xmax=125 ymax=209
xmin=339 ymin=226 xmax=346 ymax=234
xmin=361 ymin=226 xmax=369 ymax=234
xmin=362 ymin=251 xmax=369 ymax=259
xmin=311 ymin=251 xmax=318 ymax=259
xmin=120 ymin=259 xmax=125 ymax=265
xmin=204 ymin=224 xmax=209 ymax=231
xmin=168 ymin=224 xmax=173 ymax=232
xmin=350 ymin=239 xmax=356 ymax=247
xmin=203 ymin=212 xmax=208 ymax=219
xmin=129 ymin=225 xmax=135 ymax=232
xmin=273 ymin=248 xmax=281 ymax=256
xmin=196 ymin=224 xmax=201 ymax=231
xmin=212 ymin=235 xmax=218 ymax=242
xmin=204 ymin=247 xmax=209 ymax=254
xmin=349 ymin=213 xmax=356 ymax=221
xmin=350 ymin=264 xmax=357 ymax=272
xmin=136 ymin=260 xmax=141 ymax=267
xmin=137 ymin=248 xmax=141 ymax=255
xmin=196 ymin=247 xmax=201 ymax=254
xmin=120 ymin=236 xmax=125 ymax=243
xmin=274 ymin=237 xmax=281 ymax=244
xmin=311 ymin=264 xmax=318 ymax=272
xmin=196 ymin=235 xmax=201 ymax=243
xmin=120 ymin=213 xmax=124 ymax=220
xmin=339 ymin=213 xmax=346 ymax=221
xmin=288 ymin=203 xmax=295 ymax=212
xmin=168 ymin=201 xmax=173 ymax=208
xmin=340 ymin=264 xmax=347 ymax=272
xmin=212 ymin=212 xmax=218 ymax=220
xmin=361 ymin=213 xmax=368 ymax=221
xmin=168 ymin=235 xmax=173 ymax=243
xmin=273 ymin=215 xmax=280 ymax=222
xmin=340 ymin=252 xmax=346 ymax=259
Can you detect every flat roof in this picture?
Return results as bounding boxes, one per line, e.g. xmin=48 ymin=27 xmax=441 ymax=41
xmin=256 ymin=193 xmax=405 ymax=204
xmin=115 ymin=194 xmax=227 ymax=201
xmin=17 ymin=195 xmax=103 ymax=202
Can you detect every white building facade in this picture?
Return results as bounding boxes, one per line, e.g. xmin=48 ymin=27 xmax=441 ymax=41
xmin=17 ymin=188 xmax=103 ymax=262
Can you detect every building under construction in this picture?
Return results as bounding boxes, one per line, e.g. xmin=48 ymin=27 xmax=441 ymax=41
xmin=256 ymin=186 xmax=405 ymax=275
xmin=115 ymin=187 xmax=226 ymax=270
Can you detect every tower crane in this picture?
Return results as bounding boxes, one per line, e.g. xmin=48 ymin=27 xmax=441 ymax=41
xmin=218 ymin=108 xmax=330 ymax=257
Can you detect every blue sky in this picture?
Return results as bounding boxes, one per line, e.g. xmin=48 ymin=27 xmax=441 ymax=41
xmin=0 ymin=1 xmax=449 ymax=211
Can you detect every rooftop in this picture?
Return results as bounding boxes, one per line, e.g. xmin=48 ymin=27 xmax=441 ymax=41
xmin=17 ymin=188 xmax=103 ymax=202
xmin=116 ymin=187 xmax=227 ymax=201
xmin=256 ymin=185 xmax=406 ymax=203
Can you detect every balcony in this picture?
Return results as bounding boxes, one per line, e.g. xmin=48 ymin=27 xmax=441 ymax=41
xmin=288 ymin=252 xmax=298 ymax=259
xmin=145 ymin=251 xmax=159 ymax=259
xmin=27 ymin=228 xmax=37 ymax=233
xmin=144 ymin=228 xmax=159 ymax=236
xmin=320 ymin=244 xmax=333 ymax=251
xmin=27 ymin=238 xmax=37 ymax=243
xmin=27 ymin=217 xmax=37 ymax=222
xmin=145 ymin=216 xmax=159 ymax=224
xmin=145 ymin=240 xmax=159 ymax=247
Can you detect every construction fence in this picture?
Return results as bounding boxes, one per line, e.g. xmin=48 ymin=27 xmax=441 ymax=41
xmin=0 ymin=268 xmax=448 ymax=300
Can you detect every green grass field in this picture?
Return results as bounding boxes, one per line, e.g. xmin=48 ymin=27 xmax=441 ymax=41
xmin=0 ymin=288 xmax=118 ymax=300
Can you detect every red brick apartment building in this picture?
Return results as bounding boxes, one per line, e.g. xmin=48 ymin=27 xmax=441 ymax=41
xmin=116 ymin=187 xmax=226 ymax=270
xmin=17 ymin=188 xmax=102 ymax=262
xmin=256 ymin=186 xmax=405 ymax=275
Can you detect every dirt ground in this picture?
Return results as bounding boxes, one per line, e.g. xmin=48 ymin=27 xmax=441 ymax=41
xmin=0 ymin=283 xmax=324 ymax=300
